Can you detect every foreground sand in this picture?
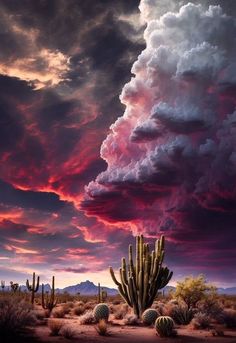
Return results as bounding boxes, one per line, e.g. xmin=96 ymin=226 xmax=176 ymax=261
xmin=34 ymin=317 xmax=236 ymax=343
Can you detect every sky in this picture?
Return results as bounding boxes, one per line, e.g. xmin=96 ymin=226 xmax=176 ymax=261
xmin=0 ymin=0 xmax=235 ymax=289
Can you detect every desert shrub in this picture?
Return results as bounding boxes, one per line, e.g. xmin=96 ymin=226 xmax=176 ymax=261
xmin=191 ymin=312 xmax=211 ymax=329
xmin=95 ymin=319 xmax=109 ymax=336
xmin=197 ymin=296 xmax=223 ymax=318
xmin=60 ymin=325 xmax=77 ymax=339
xmin=113 ymin=304 xmax=128 ymax=320
xmin=153 ymin=301 xmax=165 ymax=315
xmin=48 ymin=319 xmax=64 ymax=336
xmin=0 ymin=297 xmax=37 ymax=338
xmin=84 ymin=301 xmax=94 ymax=311
xmin=220 ymin=309 xmax=236 ymax=328
xmin=73 ymin=305 xmax=85 ymax=316
xmin=175 ymin=275 xmax=216 ymax=309
xmin=52 ymin=307 xmax=67 ymax=318
xmin=124 ymin=314 xmax=140 ymax=326
xmin=165 ymin=304 xmax=194 ymax=325
xmin=79 ymin=310 xmax=96 ymax=324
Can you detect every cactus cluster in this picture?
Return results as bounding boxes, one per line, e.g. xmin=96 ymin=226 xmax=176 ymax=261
xmin=93 ymin=303 xmax=109 ymax=322
xmin=155 ymin=316 xmax=175 ymax=337
xmin=26 ymin=272 xmax=40 ymax=304
xmin=110 ymin=235 xmax=172 ymax=317
xmin=42 ymin=276 xmax=58 ymax=314
xmin=142 ymin=308 xmax=159 ymax=326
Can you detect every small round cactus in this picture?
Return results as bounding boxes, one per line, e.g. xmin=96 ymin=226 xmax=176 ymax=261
xmin=93 ymin=303 xmax=109 ymax=322
xmin=142 ymin=309 xmax=159 ymax=325
xmin=155 ymin=316 xmax=175 ymax=337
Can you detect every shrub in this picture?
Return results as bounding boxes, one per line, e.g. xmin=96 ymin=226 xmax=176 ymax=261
xmin=79 ymin=310 xmax=96 ymax=325
xmin=220 ymin=309 xmax=236 ymax=328
xmin=191 ymin=312 xmax=211 ymax=329
xmin=175 ymin=275 xmax=216 ymax=309
xmin=73 ymin=305 xmax=85 ymax=316
xmin=166 ymin=304 xmax=194 ymax=325
xmin=60 ymin=325 xmax=77 ymax=339
xmin=52 ymin=307 xmax=67 ymax=318
xmin=124 ymin=314 xmax=140 ymax=326
xmin=197 ymin=296 xmax=223 ymax=318
xmin=113 ymin=304 xmax=128 ymax=320
xmin=0 ymin=297 xmax=37 ymax=338
xmin=95 ymin=319 xmax=109 ymax=336
xmin=48 ymin=319 xmax=64 ymax=336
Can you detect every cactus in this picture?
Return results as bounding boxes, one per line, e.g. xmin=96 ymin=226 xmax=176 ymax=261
xmin=93 ymin=303 xmax=109 ymax=322
xmin=1 ymin=280 xmax=5 ymax=291
xmin=142 ymin=308 xmax=159 ymax=325
xmin=26 ymin=272 xmax=40 ymax=304
xmin=109 ymin=235 xmax=173 ymax=318
xmin=42 ymin=276 xmax=57 ymax=315
xmin=155 ymin=316 xmax=175 ymax=337
xmin=10 ymin=281 xmax=19 ymax=292
xmin=98 ymin=283 xmax=108 ymax=303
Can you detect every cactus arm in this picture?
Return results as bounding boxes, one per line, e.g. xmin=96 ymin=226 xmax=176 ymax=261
xmin=109 ymin=266 xmax=121 ymax=286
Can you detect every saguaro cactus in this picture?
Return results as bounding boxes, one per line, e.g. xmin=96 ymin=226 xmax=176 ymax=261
xmin=1 ymin=280 xmax=5 ymax=291
xmin=26 ymin=272 xmax=40 ymax=304
xmin=109 ymin=235 xmax=173 ymax=318
xmin=98 ymin=283 xmax=108 ymax=303
xmin=42 ymin=276 xmax=57 ymax=315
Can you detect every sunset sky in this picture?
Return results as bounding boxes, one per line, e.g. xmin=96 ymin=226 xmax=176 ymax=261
xmin=0 ymin=0 xmax=235 ymax=289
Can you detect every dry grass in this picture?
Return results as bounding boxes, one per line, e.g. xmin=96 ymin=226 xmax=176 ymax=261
xmin=48 ymin=319 xmax=64 ymax=336
xmin=191 ymin=312 xmax=211 ymax=329
xmin=79 ymin=310 xmax=96 ymax=324
xmin=0 ymin=296 xmax=37 ymax=338
xmin=60 ymin=325 xmax=77 ymax=339
xmin=124 ymin=314 xmax=140 ymax=326
xmin=95 ymin=319 xmax=109 ymax=336
xmin=73 ymin=304 xmax=85 ymax=316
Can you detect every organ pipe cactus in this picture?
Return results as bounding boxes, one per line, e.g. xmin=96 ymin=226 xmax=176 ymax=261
xmin=109 ymin=235 xmax=173 ymax=318
xmin=41 ymin=276 xmax=57 ymax=315
xmin=26 ymin=272 xmax=40 ymax=304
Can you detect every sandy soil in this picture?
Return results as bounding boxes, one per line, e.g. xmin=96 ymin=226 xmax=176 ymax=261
xmin=33 ymin=317 xmax=236 ymax=343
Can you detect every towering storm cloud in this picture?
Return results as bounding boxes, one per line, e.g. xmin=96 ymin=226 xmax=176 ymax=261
xmin=83 ymin=1 xmax=236 ymax=239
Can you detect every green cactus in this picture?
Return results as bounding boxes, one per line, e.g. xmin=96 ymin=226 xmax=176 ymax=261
xmin=10 ymin=281 xmax=19 ymax=293
xmin=109 ymin=235 xmax=173 ymax=318
xmin=93 ymin=303 xmax=109 ymax=322
xmin=41 ymin=276 xmax=57 ymax=315
xmin=26 ymin=272 xmax=40 ymax=304
xmin=98 ymin=283 xmax=108 ymax=303
xmin=155 ymin=316 xmax=175 ymax=337
xmin=142 ymin=308 xmax=159 ymax=325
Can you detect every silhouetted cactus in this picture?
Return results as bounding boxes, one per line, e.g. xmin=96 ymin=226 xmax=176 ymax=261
xmin=10 ymin=281 xmax=19 ymax=293
xmin=155 ymin=316 xmax=175 ymax=337
xmin=26 ymin=272 xmax=40 ymax=304
xmin=93 ymin=303 xmax=109 ymax=322
xmin=142 ymin=308 xmax=159 ymax=325
xmin=109 ymin=235 xmax=172 ymax=317
xmin=98 ymin=283 xmax=108 ymax=303
xmin=1 ymin=280 xmax=5 ymax=291
xmin=42 ymin=276 xmax=57 ymax=315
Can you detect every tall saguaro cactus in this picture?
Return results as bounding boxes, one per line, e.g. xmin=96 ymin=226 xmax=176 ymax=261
xmin=26 ymin=272 xmax=40 ymax=304
xmin=42 ymin=276 xmax=57 ymax=315
xmin=109 ymin=235 xmax=173 ymax=318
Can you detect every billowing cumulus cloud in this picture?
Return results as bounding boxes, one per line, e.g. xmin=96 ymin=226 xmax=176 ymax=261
xmin=82 ymin=1 xmax=236 ymax=285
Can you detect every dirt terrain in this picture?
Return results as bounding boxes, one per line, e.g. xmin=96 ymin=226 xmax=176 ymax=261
xmin=32 ymin=317 xmax=236 ymax=343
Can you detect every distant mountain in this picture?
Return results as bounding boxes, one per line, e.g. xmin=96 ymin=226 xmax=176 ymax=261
xmin=59 ymin=280 xmax=118 ymax=295
xmin=10 ymin=281 xmax=236 ymax=296
xmin=217 ymin=287 xmax=236 ymax=295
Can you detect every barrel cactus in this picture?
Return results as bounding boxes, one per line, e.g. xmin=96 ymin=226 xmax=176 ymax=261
xmin=155 ymin=316 xmax=175 ymax=337
xmin=93 ymin=303 xmax=109 ymax=322
xmin=142 ymin=308 xmax=159 ymax=325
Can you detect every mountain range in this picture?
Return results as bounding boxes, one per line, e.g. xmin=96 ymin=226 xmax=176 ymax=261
xmin=5 ymin=281 xmax=236 ymax=295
